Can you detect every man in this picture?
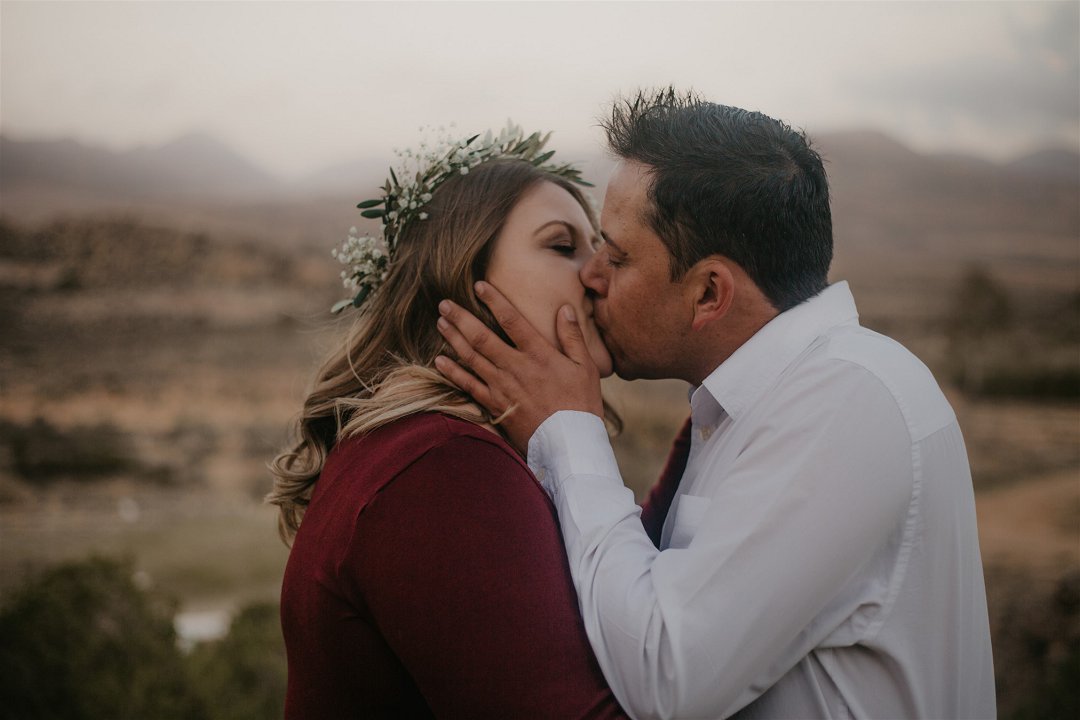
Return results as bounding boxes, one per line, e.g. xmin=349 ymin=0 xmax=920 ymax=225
xmin=434 ymin=89 xmax=996 ymax=719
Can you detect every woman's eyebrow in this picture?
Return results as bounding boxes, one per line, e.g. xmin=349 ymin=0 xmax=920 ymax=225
xmin=532 ymin=219 xmax=576 ymax=237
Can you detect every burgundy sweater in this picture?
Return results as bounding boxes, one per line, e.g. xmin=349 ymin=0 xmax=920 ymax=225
xmin=280 ymin=413 xmax=632 ymax=719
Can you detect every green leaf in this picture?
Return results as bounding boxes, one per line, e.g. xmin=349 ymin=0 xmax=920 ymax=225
xmin=356 ymin=199 xmax=382 ymax=209
xmin=353 ymin=285 xmax=373 ymax=306
xmin=360 ymin=209 xmax=384 ymax=219
xmin=531 ymin=150 xmax=555 ymax=166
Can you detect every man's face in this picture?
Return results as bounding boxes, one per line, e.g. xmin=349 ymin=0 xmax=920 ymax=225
xmin=581 ymin=160 xmax=690 ymax=381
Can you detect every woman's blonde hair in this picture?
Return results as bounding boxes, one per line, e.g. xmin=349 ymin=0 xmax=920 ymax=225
xmin=267 ymin=159 xmax=620 ymax=543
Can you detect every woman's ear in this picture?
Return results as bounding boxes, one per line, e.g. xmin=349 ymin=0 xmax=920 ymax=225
xmin=688 ymin=258 xmax=736 ymax=331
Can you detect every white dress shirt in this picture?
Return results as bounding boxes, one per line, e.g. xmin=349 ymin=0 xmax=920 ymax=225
xmin=528 ymin=282 xmax=996 ymax=720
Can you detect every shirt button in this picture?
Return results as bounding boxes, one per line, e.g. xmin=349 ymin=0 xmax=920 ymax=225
xmin=699 ymin=425 xmax=714 ymax=441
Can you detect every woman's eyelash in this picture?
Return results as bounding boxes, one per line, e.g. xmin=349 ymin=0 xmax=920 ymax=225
xmin=550 ymin=232 xmax=576 ymax=254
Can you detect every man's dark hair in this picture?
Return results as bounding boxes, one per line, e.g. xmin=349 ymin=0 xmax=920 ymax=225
xmin=602 ymin=88 xmax=833 ymax=312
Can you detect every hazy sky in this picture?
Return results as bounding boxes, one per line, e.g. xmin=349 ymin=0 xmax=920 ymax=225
xmin=2 ymin=0 xmax=1078 ymax=179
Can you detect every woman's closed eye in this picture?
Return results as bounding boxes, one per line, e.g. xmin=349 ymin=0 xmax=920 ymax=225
xmin=548 ymin=231 xmax=576 ymax=255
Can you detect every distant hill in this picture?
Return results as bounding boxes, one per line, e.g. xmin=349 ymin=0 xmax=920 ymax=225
xmin=806 ymin=130 xmax=1078 ymax=322
xmin=5 ymin=127 xmax=1074 ymax=204
xmin=0 ymin=133 xmax=283 ymax=200
xmin=813 ymin=130 xmax=1078 ymax=239
xmin=1006 ymin=148 xmax=1080 ymax=182
xmin=815 ymin=130 xmax=1079 ymax=195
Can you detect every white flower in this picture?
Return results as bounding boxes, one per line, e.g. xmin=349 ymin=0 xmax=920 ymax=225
xmin=460 ymin=166 xmax=469 ymax=175
xmin=419 ymin=212 xmax=429 ymax=220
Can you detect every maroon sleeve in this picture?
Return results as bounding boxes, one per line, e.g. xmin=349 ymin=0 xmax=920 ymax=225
xmin=639 ymin=415 xmax=693 ymax=548
xmin=343 ymin=435 xmax=628 ymax=720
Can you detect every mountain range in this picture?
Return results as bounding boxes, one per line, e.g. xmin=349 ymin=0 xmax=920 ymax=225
xmin=2 ymin=130 xmax=1076 ymax=204
xmin=0 ymin=133 xmax=290 ymax=200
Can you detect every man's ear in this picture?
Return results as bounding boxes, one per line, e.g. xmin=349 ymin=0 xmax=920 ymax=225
xmin=688 ymin=258 xmax=735 ymax=331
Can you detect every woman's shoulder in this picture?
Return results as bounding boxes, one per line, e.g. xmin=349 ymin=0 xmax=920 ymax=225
xmin=315 ymin=413 xmax=553 ymax=541
xmin=322 ymin=413 xmax=531 ymax=500
xmin=391 ymin=412 xmax=515 ymax=452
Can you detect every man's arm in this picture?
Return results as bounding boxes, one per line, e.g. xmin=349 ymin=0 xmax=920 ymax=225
xmin=528 ymin=372 xmax=913 ymax=719
xmin=435 ymin=287 xmax=915 ymax=719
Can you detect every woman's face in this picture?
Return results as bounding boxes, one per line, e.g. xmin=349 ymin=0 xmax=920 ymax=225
xmin=485 ymin=180 xmax=614 ymax=377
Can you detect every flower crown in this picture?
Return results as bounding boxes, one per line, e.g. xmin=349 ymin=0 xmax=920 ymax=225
xmin=331 ymin=121 xmax=592 ymax=313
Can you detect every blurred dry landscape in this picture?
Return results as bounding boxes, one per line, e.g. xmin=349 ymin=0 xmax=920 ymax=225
xmin=1 ymin=131 xmax=1078 ymax=717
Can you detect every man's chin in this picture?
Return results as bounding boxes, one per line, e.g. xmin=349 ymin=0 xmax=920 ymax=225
xmin=610 ymin=356 xmax=637 ymax=382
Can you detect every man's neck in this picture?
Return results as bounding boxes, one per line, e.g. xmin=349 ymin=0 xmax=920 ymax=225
xmin=687 ymin=304 xmax=779 ymax=386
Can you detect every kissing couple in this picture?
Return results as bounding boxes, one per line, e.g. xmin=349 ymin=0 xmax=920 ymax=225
xmin=270 ymin=88 xmax=995 ymax=719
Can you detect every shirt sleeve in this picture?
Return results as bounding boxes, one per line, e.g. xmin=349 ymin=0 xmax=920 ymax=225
xmin=344 ymin=434 xmax=628 ymax=720
xmin=526 ymin=363 xmax=914 ymax=720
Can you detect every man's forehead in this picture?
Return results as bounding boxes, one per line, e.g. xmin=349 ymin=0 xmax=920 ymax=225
xmin=605 ymin=159 xmax=653 ymax=196
xmin=602 ymin=160 xmax=652 ymax=222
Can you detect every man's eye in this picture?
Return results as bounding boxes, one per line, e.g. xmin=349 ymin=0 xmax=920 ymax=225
xmin=606 ymin=253 xmax=625 ymax=268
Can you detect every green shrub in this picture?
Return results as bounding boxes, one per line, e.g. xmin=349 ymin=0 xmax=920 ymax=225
xmin=0 ymin=557 xmax=207 ymax=720
xmin=944 ymin=266 xmax=1080 ymax=400
xmin=990 ymin=567 xmax=1080 ymax=719
xmin=187 ymin=602 xmax=287 ymax=720
xmin=979 ymin=367 xmax=1080 ymax=399
xmin=0 ymin=418 xmax=137 ymax=481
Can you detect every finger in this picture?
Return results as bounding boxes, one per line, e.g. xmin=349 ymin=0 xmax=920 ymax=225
xmin=474 ymin=281 xmax=551 ymax=353
xmin=438 ymin=298 xmax=519 ymax=370
xmin=437 ymin=314 xmax=501 ymax=381
xmin=556 ymin=305 xmax=595 ymax=369
xmin=434 ymin=355 xmax=501 ymax=414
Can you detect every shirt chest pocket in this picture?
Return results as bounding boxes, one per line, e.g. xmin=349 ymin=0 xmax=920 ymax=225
xmin=668 ymin=494 xmax=712 ymax=549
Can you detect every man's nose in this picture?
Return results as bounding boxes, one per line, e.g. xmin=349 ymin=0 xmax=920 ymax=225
xmin=581 ymin=250 xmax=608 ymax=296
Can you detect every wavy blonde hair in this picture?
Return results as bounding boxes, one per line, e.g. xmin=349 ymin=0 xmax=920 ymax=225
xmin=268 ymin=159 xmax=620 ymax=544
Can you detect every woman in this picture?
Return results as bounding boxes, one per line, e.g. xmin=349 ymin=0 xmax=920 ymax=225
xmin=268 ymin=125 xmax=628 ymax=719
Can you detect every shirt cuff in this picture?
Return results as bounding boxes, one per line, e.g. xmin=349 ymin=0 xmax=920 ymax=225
xmin=527 ymin=411 xmax=621 ymax=498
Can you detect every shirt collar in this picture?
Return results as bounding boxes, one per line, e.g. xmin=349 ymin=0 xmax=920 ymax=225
xmin=691 ymin=281 xmax=860 ymax=422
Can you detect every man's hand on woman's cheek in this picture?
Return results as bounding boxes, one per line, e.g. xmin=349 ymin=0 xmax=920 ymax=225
xmin=435 ymin=281 xmax=604 ymax=453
